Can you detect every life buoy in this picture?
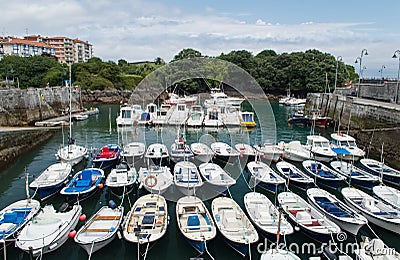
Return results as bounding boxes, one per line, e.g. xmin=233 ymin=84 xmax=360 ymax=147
xmin=144 ymin=175 xmax=157 ymax=188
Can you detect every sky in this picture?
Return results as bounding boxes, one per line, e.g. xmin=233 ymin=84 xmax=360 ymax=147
xmin=2 ymin=0 xmax=400 ymax=78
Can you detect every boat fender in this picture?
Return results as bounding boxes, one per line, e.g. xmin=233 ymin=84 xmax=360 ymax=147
xmin=49 ymin=243 xmax=58 ymax=250
xmin=68 ymin=230 xmax=77 ymax=238
xmin=79 ymin=214 xmax=86 ymax=221
xmin=117 ymin=230 xmax=122 ymax=240
xmin=109 ymin=227 xmax=115 ymax=232
xmin=109 ymin=200 xmax=117 ymax=209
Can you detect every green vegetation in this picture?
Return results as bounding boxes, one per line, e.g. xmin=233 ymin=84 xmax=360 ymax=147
xmin=0 ymin=48 xmax=357 ymax=95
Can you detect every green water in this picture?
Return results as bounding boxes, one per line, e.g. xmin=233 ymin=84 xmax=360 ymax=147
xmin=0 ymin=101 xmax=398 ymax=260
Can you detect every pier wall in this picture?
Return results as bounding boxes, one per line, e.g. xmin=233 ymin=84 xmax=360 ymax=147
xmin=334 ymin=81 xmax=399 ymax=103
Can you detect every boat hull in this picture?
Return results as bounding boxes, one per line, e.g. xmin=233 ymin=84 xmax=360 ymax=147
xmin=109 ymin=183 xmax=136 ymax=197
xmin=30 ymin=180 xmax=69 ymax=201
xmin=256 ymin=180 xmax=285 ymax=194
xmin=92 ymin=158 xmax=119 ymax=169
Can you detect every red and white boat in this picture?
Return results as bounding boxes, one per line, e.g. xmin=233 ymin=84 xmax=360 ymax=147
xmin=165 ymin=93 xmax=197 ymax=105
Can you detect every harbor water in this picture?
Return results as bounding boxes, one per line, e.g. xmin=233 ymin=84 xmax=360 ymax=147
xmin=0 ymin=101 xmax=398 ymax=260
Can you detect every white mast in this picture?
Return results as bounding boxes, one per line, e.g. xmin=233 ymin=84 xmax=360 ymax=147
xmin=69 ymin=63 xmax=72 ymax=144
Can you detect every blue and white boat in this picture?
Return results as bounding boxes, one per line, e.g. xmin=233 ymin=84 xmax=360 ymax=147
xmin=330 ymin=161 xmax=380 ymax=190
xmin=92 ymin=144 xmax=121 ymax=169
xmin=211 ymin=197 xmax=258 ymax=257
xmin=342 ymin=187 xmax=400 ymax=235
xmin=176 ymin=196 xmax=216 ymax=254
xmin=278 ymin=192 xmax=341 ymax=243
xmin=275 ymin=161 xmax=314 ymax=191
xmin=307 ymin=188 xmax=367 ymax=235
xmin=302 ymin=160 xmax=345 ymax=189
xmin=29 ymin=163 xmax=72 ymax=201
xmin=170 ymin=138 xmax=194 ymax=163
xmin=373 ymin=185 xmax=400 ymax=210
xmin=247 ymin=161 xmax=285 ymax=194
xmin=174 ymin=161 xmax=203 ymax=196
xmin=60 ymin=168 xmax=105 ymax=203
xmin=145 ymin=143 xmax=169 ymax=166
xmin=0 ymin=199 xmax=41 ymax=241
xmin=360 ymin=158 xmax=400 ymax=188
xmin=198 ymin=162 xmax=236 ymax=195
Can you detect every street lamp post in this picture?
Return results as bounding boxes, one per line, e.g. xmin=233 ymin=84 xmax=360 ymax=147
xmin=334 ymin=56 xmax=342 ymax=92
xmin=393 ymin=50 xmax=400 ymax=104
xmin=354 ymin=49 xmax=368 ymax=97
xmin=378 ymin=65 xmax=386 ymax=84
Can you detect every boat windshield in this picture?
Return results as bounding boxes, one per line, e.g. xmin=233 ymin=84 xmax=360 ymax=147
xmin=314 ymin=141 xmax=329 ymax=148
xmin=348 ymin=141 xmax=356 ymax=147
xmin=121 ymin=110 xmax=131 ymax=119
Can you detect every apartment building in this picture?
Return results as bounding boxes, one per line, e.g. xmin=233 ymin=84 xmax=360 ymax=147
xmin=0 ymin=35 xmax=93 ymax=64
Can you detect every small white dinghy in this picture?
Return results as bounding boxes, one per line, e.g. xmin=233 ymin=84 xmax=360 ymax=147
xmin=138 ymin=166 xmax=173 ymax=194
xmin=211 ymin=197 xmax=258 ymax=257
xmin=106 ymin=161 xmax=137 ymax=196
xmin=198 ymin=162 xmax=236 ymax=195
xmin=247 ymin=160 xmax=286 ymax=194
xmin=122 ymin=142 xmax=145 ymax=166
xmin=190 ymin=142 xmax=214 ymax=163
xmin=16 ymin=204 xmax=82 ymax=257
xmin=354 ymin=237 xmax=400 ymax=260
xmin=122 ymin=194 xmax=168 ymax=247
xmin=234 ymin=143 xmax=258 ymax=163
xmin=174 ymin=161 xmax=203 ymax=196
xmin=373 ymin=185 xmax=400 ymax=210
xmin=244 ymin=192 xmax=293 ymax=240
xmin=29 ymin=162 xmax=72 ymax=201
xmin=275 ymin=161 xmax=314 ymax=191
xmin=307 ymin=188 xmax=367 ymax=235
xmin=210 ymin=142 xmax=239 ymax=163
xmin=176 ymin=196 xmax=216 ymax=254
xmin=74 ymin=205 xmax=124 ymax=255
xmin=330 ymin=160 xmax=379 ymax=190
xmin=341 ymin=187 xmax=400 ymax=235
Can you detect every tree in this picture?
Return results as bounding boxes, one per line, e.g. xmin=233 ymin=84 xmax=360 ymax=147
xmin=172 ymin=48 xmax=202 ymax=61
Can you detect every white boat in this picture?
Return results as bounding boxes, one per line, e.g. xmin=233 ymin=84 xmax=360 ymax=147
xmin=0 ymin=199 xmax=41 ymax=241
xmin=16 ymin=204 xmax=82 ymax=257
xmin=235 ymin=143 xmax=258 ymax=163
xmin=204 ymin=87 xmax=244 ymax=107
xmin=220 ymin=105 xmax=241 ymax=126
xmin=137 ymin=103 xmax=157 ymax=125
xmin=74 ymin=205 xmax=124 ymax=255
xmin=153 ymin=104 xmax=172 ymax=125
xmin=122 ymin=142 xmax=145 ymax=166
xmin=210 ymin=142 xmax=239 ymax=163
xmin=73 ymin=114 xmax=89 ymax=121
xmin=186 ymin=105 xmax=204 ymax=127
xmin=360 ymin=158 xmax=400 ymax=188
xmin=138 ymin=166 xmax=173 ymax=194
xmin=244 ymin=192 xmax=293 ymax=239
xmin=341 ymin=187 xmax=400 ymax=235
xmin=105 ymin=162 xmax=137 ymax=196
xmin=330 ymin=161 xmax=380 ymax=190
xmin=174 ymin=161 xmax=203 ymax=196
xmin=203 ymin=106 xmax=224 ymax=128
xmin=276 ymin=141 xmax=311 ymax=162
xmin=302 ymin=160 xmax=345 ymax=189
xmin=239 ymin=111 xmax=256 ymax=128
xmin=307 ymin=188 xmax=367 ymax=235
xmin=373 ymin=185 xmax=400 ymax=210
xmin=275 ymin=161 xmax=314 ymax=191
xmin=190 ymin=142 xmax=214 ymax=163
xmin=278 ymin=192 xmax=341 ymax=243
xmin=260 ymin=249 xmax=301 ymax=260
xmin=29 ymin=162 xmax=72 ymax=201
xmin=165 ymin=93 xmax=197 ymax=105
xmin=168 ymin=103 xmax=190 ymax=125
xmin=211 ymin=197 xmax=258 ymax=257
xmin=198 ymin=162 xmax=236 ymax=195
xmin=122 ymin=194 xmax=168 ymax=246
xmin=330 ymin=132 xmax=365 ymax=161
xmin=247 ymin=161 xmax=286 ymax=194
xmin=55 ymin=78 xmax=87 ymax=166
xmin=145 ymin=143 xmax=169 ymax=166
xmin=116 ymin=104 xmax=143 ymax=126
xmin=170 ymin=137 xmax=194 ymax=163
xmin=254 ymin=143 xmax=283 ymax=162
xmin=285 ymin=97 xmax=306 ymax=107
xmin=354 ymin=237 xmax=400 ymax=260
xmin=303 ymin=135 xmax=337 ymax=162
xmin=176 ymin=196 xmax=216 ymax=254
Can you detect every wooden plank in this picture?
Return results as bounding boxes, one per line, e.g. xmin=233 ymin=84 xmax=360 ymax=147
xmin=94 ymin=215 xmax=121 ymax=220
xmin=85 ymin=228 xmax=111 ymax=232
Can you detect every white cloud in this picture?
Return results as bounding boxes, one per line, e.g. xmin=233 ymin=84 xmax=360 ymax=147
xmin=1 ymin=0 xmax=398 ymax=77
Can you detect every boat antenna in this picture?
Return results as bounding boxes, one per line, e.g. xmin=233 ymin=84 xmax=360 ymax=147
xmin=68 ymin=63 xmax=72 ymax=146
xmin=25 ymin=167 xmax=30 ymax=201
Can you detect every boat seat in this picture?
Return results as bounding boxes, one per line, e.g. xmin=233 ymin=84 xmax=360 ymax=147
xmin=296 ymin=211 xmax=313 ymax=225
xmin=363 ymin=198 xmax=380 ymax=213
xmin=76 ymin=179 xmax=91 ymax=187
xmin=94 ymin=215 xmax=121 ymax=221
xmin=85 ymin=228 xmax=112 ymax=232
xmin=222 ymin=210 xmax=240 ymax=228
xmin=142 ymin=215 xmax=155 ymax=225
xmin=187 ymin=215 xmax=200 ymax=230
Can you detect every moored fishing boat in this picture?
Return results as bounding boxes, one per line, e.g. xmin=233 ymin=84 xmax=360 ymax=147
xmin=360 ymin=158 xmax=400 ymax=188
xmin=176 ymin=196 xmax=216 ymax=254
xmin=254 ymin=143 xmax=283 ymax=163
xmin=198 ymin=162 xmax=236 ymax=195
xmin=234 ymin=143 xmax=258 ymax=164
xmin=74 ymin=205 xmax=124 ymax=255
xmin=303 ymin=135 xmax=337 ymax=162
xmin=275 ymin=161 xmax=314 ymax=191
xmin=247 ymin=161 xmax=286 ymax=194
xmin=92 ymin=144 xmax=121 ymax=169
xmin=211 ymin=197 xmax=258 ymax=257
xmin=170 ymin=137 xmax=194 ymax=163
xmin=174 ymin=161 xmax=203 ymax=196
xmin=60 ymin=168 xmax=105 ymax=203
xmin=307 ymin=188 xmax=367 ymax=235
xmin=105 ymin=161 xmax=137 ymax=196
xmin=341 ymin=187 xmax=400 ymax=235
xmin=330 ymin=161 xmax=379 ymax=190
xmin=330 ymin=132 xmax=365 ymax=161
xmin=278 ymin=192 xmax=341 ymax=243
xmin=302 ymin=160 xmax=345 ymax=189
xmin=354 ymin=237 xmax=400 ymax=260
xmin=190 ymin=142 xmax=214 ymax=163
xmin=138 ymin=166 xmax=173 ymax=194
xmin=116 ymin=104 xmax=143 ymax=126
xmin=244 ymin=192 xmax=293 ymax=241
xmin=276 ymin=141 xmax=311 ymax=162
xmin=210 ymin=142 xmax=239 ymax=163
xmin=145 ymin=143 xmax=169 ymax=166
xmin=29 ymin=162 xmax=72 ymax=201
xmin=122 ymin=142 xmax=145 ymax=166
xmin=16 ymin=204 xmax=82 ymax=257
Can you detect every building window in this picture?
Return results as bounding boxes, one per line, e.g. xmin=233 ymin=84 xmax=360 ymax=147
xmin=12 ymin=44 xmax=19 ymax=54
xmin=33 ymin=46 xmax=38 ymax=56
xmin=24 ymin=44 xmax=30 ymax=57
xmin=42 ymin=47 xmax=47 ymax=53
